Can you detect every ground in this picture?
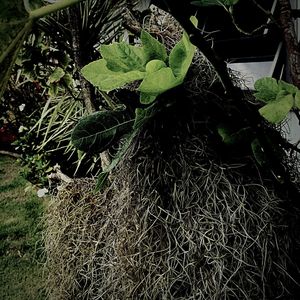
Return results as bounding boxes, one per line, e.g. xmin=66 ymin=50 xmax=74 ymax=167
xmin=0 ymin=155 xmax=46 ymax=300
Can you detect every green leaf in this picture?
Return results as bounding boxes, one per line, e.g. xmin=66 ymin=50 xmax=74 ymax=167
xmin=138 ymin=67 xmax=179 ymax=96
xmin=95 ymin=131 xmax=133 ymax=190
xmin=133 ymin=104 xmax=157 ymax=130
xmin=190 ymin=15 xmax=198 ymax=27
xmin=278 ymin=80 xmax=298 ymax=94
xmin=0 ymin=0 xmax=83 ymax=98
xmin=62 ymin=73 xmax=73 ymax=88
xmin=0 ymin=1 xmax=32 ymax=98
xmin=251 ymin=138 xmax=267 ymax=166
xmin=295 ymin=90 xmax=300 ymax=109
xmin=217 ymin=125 xmax=252 ymax=145
xmin=100 ymin=42 xmax=146 ymax=72
xmin=48 ymin=84 xmax=58 ymax=98
xmin=145 ymin=59 xmax=167 ymax=73
xmin=191 ymin=0 xmax=239 ymax=7
xmin=81 ymin=59 xmax=145 ymax=92
xmin=139 ymin=93 xmax=158 ymax=105
xmin=254 ymin=77 xmax=280 ymax=103
xmin=96 ymin=104 xmax=158 ymax=191
xmin=47 ymin=67 xmax=65 ymax=84
xmin=71 ymin=110 xmax=134 ymax=153
xmin=259 ymin=91 xmax=294 ymax=124
xmin=96 ymin=172 xmax=109 ymax=191
xmin=217 ymin=126 xmax=232 ymax=143
xmin=169 ymin=32 xmax=196 ymax=80
xmin=141 ymin=30 xmax=168 ymax=62
xmin=0 ymin=23 xmax=32 ymax=99
xmin=0 ymin=0 xmax=29 ymax=64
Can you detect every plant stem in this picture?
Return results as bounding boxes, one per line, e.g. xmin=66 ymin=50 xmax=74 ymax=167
xmin=29 ymin=0 xmax=83 ymax=20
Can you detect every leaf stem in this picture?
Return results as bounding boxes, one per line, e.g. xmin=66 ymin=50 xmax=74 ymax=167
xmin=29 ymin=0 xmax=83 ymax=20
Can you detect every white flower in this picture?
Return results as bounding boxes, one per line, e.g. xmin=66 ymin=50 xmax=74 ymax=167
xmin=37 ymin=188 xmax=48 ymax=198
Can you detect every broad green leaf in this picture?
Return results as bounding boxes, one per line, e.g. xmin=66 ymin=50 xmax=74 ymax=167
xmin=133 ymin=104 xmax=157 ymax=129
xmin=71 ymin=110 xmax=134 ymax=153
xmin=82 ymin=59 xmax=145 ymax=92
xmin=145 ymin=59 xmax=167 ymax=73
xmin=169 ymin=32 xmax=196 ymax=80
xmin=96 ymin=131 xmax=133 ymax=190
xmin=47 ymin=67 xmax=65 ymax=84
xmin=191 ymin=0 xmax=239 ymax=7
xmin=217 ymin=126 xmax=232 ymax=144
xmin=251 ymin=138 xmax=267 ymax=166
xmin=259 ymin=91 xmax=294 ymax=123
xmin=100 ymin=42 xmax=146 ymax=72
xmin=138 ymin=67 xmax=179 ymax=96
xmin=141 ymin=30 xmax=168 ymax=62
xmin=295 ymin=90 xmax=300 ymax=109
xmin=96 ymin=104 xmax=158 ymax=191
xmin=217 ymin=125 xmax=252 ymax=145
xmin=254 ymin=77 xmax=281 ymax=103
xmin=226 ymin=127 xmax=253 ymax=145
xmin=278 ymin=80 xmax=298 ymax=94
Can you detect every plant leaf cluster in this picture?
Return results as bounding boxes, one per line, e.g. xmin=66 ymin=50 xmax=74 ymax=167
xmin=0 ymin=0 xmax=83 ymax=99
xmin=72 ymin=30 xmax=196 ymax=189
xmin=81 ymin=30 xmax=196 ymax=104
xmin=218 ymin=77 xmax=298 ymax=169
xmin=0 ymin=0 xmax=32 ymax=100
xmin=254 ymin=77 xmax=300 ymax=123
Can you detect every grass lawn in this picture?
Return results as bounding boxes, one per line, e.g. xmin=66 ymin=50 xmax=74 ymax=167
xmin=0 ymin=155 xmax=46 ymax=300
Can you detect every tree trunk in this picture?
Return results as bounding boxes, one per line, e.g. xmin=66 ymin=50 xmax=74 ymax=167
xmin=278 ymin=0 xmax=300 ymax=88
xmin=68 ymin=7 xmax=95 ymax=114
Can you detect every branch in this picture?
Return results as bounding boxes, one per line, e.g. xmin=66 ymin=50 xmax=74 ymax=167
xmin=68 ymin=7 xmax=95 ymax=114
xmin=278 ymin=0 xmax=300 ymax=88
xmin=225 ymin=4 xmax=275 ymax=36
xmin=250 ymin=0 xmax=276 ymax=20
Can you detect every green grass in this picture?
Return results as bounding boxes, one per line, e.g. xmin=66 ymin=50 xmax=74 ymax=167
xmin=0 ymin=155 xmax=46 ymax=300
